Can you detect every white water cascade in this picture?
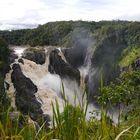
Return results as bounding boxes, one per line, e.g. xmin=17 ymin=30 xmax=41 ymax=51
xmin=5 ymin=46 xmax=119 ymax=124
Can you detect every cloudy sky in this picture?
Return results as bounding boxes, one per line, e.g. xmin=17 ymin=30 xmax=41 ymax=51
xmin=0 ymin=0 xmax=140 ymax=30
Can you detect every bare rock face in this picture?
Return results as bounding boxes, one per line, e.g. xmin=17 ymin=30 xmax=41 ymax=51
xmin=48 ymin=49 xmax=80 ymax=85
xmin=11 ymin=64 xmax=50 ymax=130
xmin=9 ymin=50 xmax=19 ymax=64
xmin=62 ymin=46 xmax=87 ymax=68
xmin=18 ymin=58 xmax=24 ymax=64
xmin=22 ymin=48 xmax=46 ymax=64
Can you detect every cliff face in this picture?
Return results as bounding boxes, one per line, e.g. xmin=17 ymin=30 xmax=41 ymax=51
xmin=11 ymin=64 xmax=50 ymax=129
xmin=48 ymin=49 xmax=81 ymax=85
xmin=88 ymin=42 xmax=126 ymax=101
xmin=22 ymin=48 xmax=46 ymax=64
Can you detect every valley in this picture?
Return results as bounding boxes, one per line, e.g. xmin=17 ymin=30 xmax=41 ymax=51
xmin=0 ymin=20 xmax=140 ymax=139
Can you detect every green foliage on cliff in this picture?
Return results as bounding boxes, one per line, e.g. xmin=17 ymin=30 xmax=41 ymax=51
xmin=0 ymin=37 xmax=9 ymax=108
xmin=89 ymin=21 xmax=140 ymax=94
xmin=92 ymin=21 xmax=140 ymax=67
xmin=99 ymin=70 xmax=140 ymax=108
xmin=119 ymin=46 xmax=140 ymax=67
xmin=0 ymin=37 xmax=9 ymax=63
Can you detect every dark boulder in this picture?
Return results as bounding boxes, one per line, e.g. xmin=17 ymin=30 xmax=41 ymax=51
xmin=132 ymin=57 xmax=140 ymax=70
xmin=48 ymin=49 xmax=80 ymax=85
xmin=0 ymin=50 xmax=18 ymax=77
xmin=62 ymin=46 xmax=87 ymax=68
xmin=0 ymin=50 xmax=17 ymax=77
xmin=9 ymin=50 xmax=18 ymax=64
xmin=22 ymin=48 xmax=46 ymax=64
xmin=18 ymin=58 xmax=24 ymax=64
xmin=4 ymin=81 xmax=10 ymax=90
xmin=0 ymin=64 xmax=11 ymax=78
xmin=11 ymin=64 xmax=50 ymax=129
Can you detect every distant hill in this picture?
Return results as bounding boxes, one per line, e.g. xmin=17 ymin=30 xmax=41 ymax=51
xmin=1 ymin=20 xmax=139 ymax=47
xmin=0 ymin=23 xmax=38 ymax=31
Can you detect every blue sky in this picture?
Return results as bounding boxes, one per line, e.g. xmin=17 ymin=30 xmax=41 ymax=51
xmin=0 ymin=0 xmax=140 ymax=29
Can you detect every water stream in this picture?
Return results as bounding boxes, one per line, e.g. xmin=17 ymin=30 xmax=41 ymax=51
xmin=5 ymin=46 xmax=120 ymax=124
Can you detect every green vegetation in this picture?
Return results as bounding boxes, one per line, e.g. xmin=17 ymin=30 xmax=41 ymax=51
xmin=99 ymin=69 xmax=140 ymax=112
xmin=0 ymin=20 xmax=140 ymax=139
xmin=0 ymin=37 xmax=9 ymax=107
xmin=1 ymin=20 xmax=139 ymax=48
xmin=89 ymin=21 xmax=140 ymax=97
xmin=24 ymin=47 xmax=45 ymax=53
xmin=119 ymin=46 xmax=140 ymax=67
xmin=0 ymin=69 xmax=140 ymax=140
xmin=0 ymin=37 xmax=9 ymax=65
xmin=0 ymin=84 xmax=140 ymax=139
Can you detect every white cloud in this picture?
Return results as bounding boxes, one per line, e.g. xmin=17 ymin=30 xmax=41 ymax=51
xmin=0 ymin=0 xmax=139 ymax=30
xmin=0 ymin=0 xmax=45 ymax=24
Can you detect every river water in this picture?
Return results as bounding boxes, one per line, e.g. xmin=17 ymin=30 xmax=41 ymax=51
xmin=5 ymin=46 xmax=120 ymax=124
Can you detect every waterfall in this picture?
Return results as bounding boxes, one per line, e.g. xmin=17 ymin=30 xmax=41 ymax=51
xmin=5 ymin=47 xmax=87 ymax=118
xmin=5 ymin=46 xmax=119 ymax=124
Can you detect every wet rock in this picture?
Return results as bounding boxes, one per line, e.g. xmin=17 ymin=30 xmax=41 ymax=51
xmin=88 ymin=43 xmax=126 ymax=102
xmin=1 ymin=64 xmax=11 ymax=78
xmin=9 ymin=50 xmax=18 ymax=64
xmin=62 ymin=46 xmax=87 ymax=68
xmin=48 ymin=49 xmax=80 ymax=85
xmin=62 ymin=28 xmax=94 ymax=68
xmin=18 ymin=58 xmax=24 ymax=64
xmin=22 ymin=48 xmax=46 ymax=64
xmin=11 ymin=64 xmax=50 ymax=129
xmin=4 ymin=81 xmax=10 ymax=90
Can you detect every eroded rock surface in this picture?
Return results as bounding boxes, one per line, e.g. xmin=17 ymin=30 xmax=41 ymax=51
xmin=22 ymin=48 xmax=46 ymax=64
xmin=48 ymin=49 xmax=80 ymax=85
xmin=11 ymin=64 xmax=50 ymax=130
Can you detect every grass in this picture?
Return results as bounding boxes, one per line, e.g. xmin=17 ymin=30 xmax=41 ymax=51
xmin=0 ymin=103 xmax=140 ymax=140
xmin=0 ymin=83 xmax=140 ymax=140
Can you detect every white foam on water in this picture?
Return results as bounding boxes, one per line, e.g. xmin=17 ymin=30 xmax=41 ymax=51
xmin=5 ymin=46 xmax=120 ymax=124
xmin=13 ymin=47 xmax=27 ymax=57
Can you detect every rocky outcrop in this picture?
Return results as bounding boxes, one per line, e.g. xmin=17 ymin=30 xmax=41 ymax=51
xmin=0 ymin=50 xmax=17 ymax=77
xmin=62 ymin=46 xmax=87 ymax=68
xmin=18 ymin=58 xmax=24 ymax=64
xmin=11 ymin=64 xmax=50 ymax=130
xmin=22 ymin=48 xmax=46 ymax=64
xmin=88 ymin=42 xmax=126 ymax=102
xmin=9 ymin=50 xmax=18 ymax=64
xmin=48 ymin=49 xmax=80 ymax=85
xmin=62 ymin=28 xmax=94 ymax=68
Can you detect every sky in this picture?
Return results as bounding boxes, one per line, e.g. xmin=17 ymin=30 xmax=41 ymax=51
xmin=0 ymin=0 xmax=140 ymax=30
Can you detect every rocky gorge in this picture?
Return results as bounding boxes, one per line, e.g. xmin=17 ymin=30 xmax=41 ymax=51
xmin=5 ymin=46 xmax=95 ymax=128
xmin=4 ymin=22 xmax=139 ymax=130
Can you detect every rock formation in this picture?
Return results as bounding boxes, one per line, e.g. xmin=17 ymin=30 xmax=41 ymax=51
xmin=22 ymin=48 xmax=46 ymax=64
xmin=48 ymin=49 xmax=81 ymax=85
xmin=11 ymin=64 xmax=50 ymax=130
